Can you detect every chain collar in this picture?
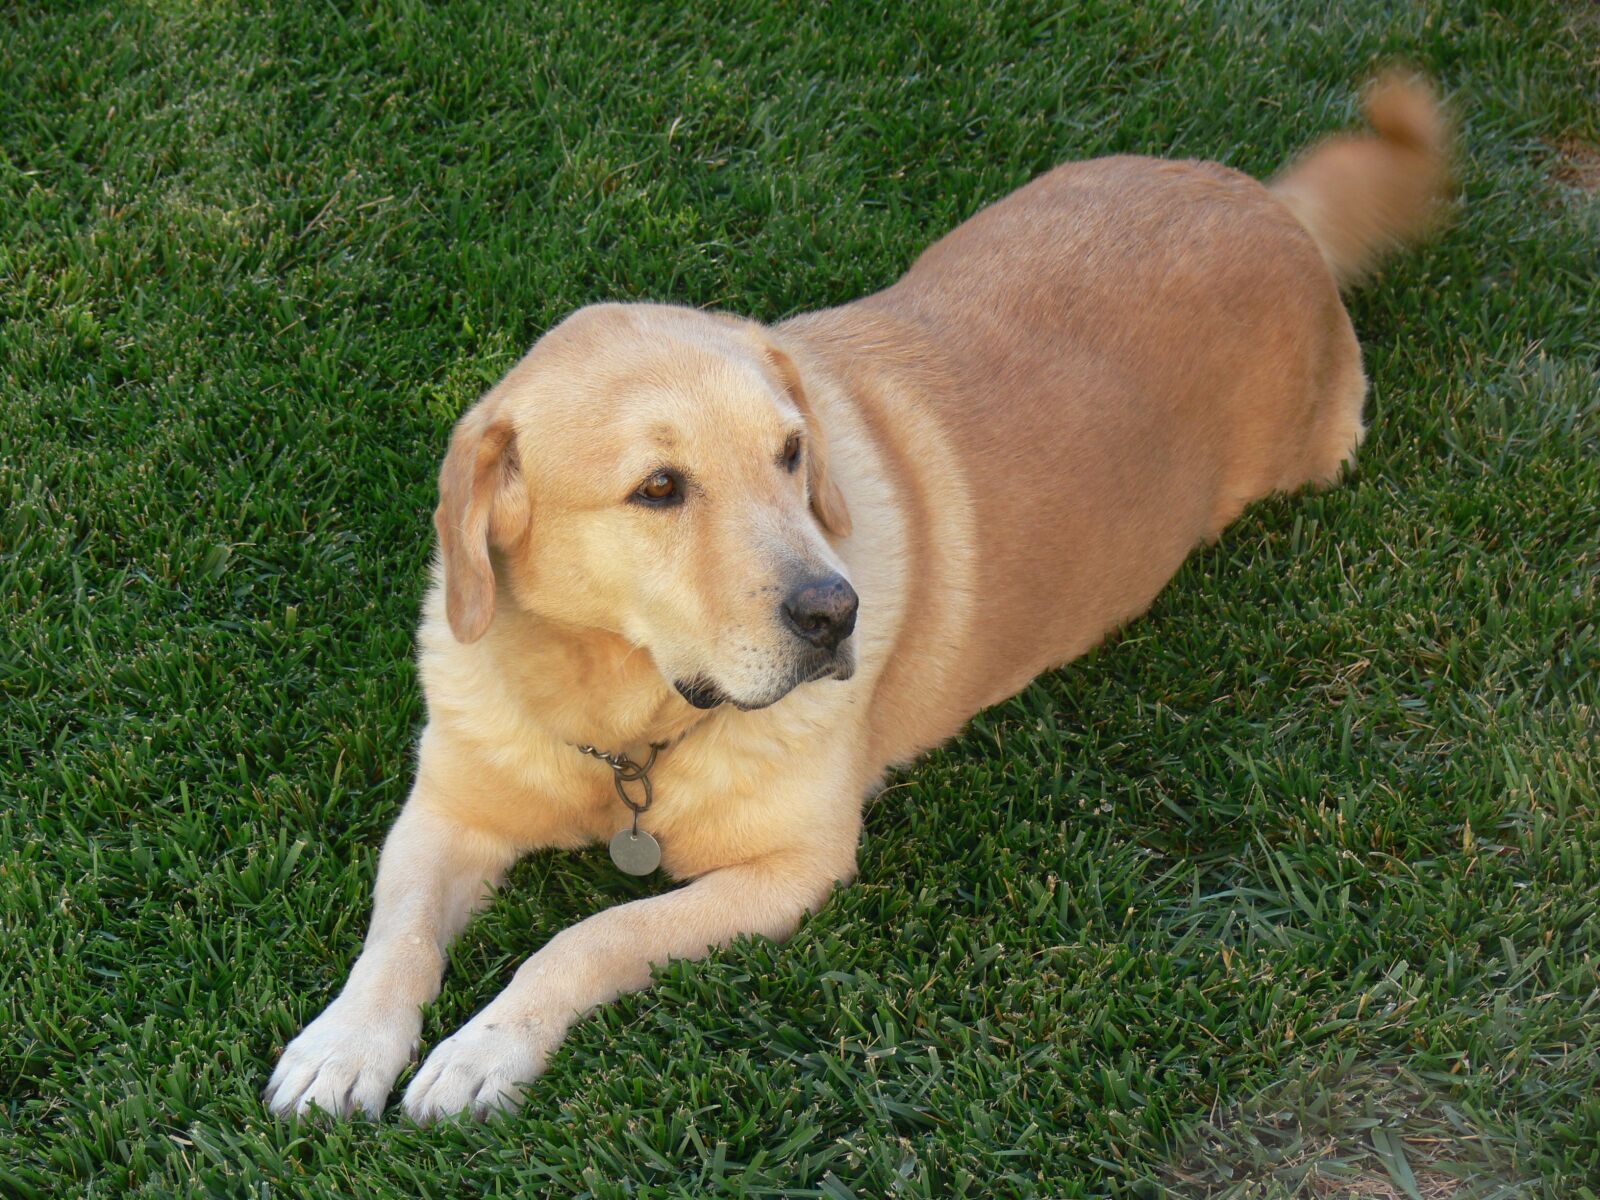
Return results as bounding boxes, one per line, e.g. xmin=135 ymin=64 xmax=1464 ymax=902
xmin=574 ymin=741 xmax=667 ymax=816
xmin=575 ymin=721 xmax=711 ymax=876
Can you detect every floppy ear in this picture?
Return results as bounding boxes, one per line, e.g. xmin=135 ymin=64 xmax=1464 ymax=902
xmin=433 ymin=403 xmax=525 ymax=643
xmin=762 ymin=344 xmax=852 ymax=538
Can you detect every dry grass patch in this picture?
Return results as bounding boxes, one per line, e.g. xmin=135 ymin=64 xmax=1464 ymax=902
xmin=1549 ymin=138 xmax=1600 ymax=194
xmin=1309 ymin=1166 xmax=1465 ymax=1198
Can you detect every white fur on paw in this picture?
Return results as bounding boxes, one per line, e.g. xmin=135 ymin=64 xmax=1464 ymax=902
xmin=401 ymin=1016 xmax=555 ymax=1123
xmin=264 ymin=1001 xmax=419 ymax=1119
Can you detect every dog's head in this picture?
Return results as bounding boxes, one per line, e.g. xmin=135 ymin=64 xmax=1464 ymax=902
xmin=433 ymin=303 xmax=856 ymax=711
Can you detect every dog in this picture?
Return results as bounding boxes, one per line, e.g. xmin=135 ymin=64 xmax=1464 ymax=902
xmin=266 ymin=74 xmax=1450 ymax=1121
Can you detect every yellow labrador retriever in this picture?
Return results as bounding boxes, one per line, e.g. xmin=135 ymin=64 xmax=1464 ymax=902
xmin=267 ymin=75 xmax=1449 ymax=1120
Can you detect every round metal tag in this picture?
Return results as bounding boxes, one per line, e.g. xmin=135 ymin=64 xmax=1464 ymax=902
xmin=609 ymin=828 xmax=661 ymax=876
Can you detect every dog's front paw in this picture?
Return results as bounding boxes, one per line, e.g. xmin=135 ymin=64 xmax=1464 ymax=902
xmin=265 ymin=999 xmax=419 ymax=1119
xmin=401 ymin=1015 xmax=559 ymax=1123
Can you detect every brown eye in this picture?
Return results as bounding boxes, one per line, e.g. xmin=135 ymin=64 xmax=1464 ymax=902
xmin=782 ymin=433 xmax=802 ymax=472
xmin=633 ymin=470 xmax=681 ymax=506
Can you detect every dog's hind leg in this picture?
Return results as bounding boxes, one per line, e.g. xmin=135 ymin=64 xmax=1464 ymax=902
xmin=1297 ymin=348 xmax=1368 ymax=490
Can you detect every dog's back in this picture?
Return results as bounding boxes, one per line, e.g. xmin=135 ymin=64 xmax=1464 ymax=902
xmin=822 ymin=74 xmax=1452 ymax=760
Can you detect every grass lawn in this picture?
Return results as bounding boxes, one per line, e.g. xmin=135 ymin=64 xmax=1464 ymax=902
xmin=3 ymin=1 xmax=1597 ymax=1196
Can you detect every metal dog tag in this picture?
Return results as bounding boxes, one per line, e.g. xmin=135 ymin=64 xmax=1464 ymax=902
xmin=609 ymin=828 xmax=661 ymax=876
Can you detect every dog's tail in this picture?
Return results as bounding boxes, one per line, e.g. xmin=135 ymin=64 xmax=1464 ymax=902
xmin=1269 ymin=72 xmax=1453 ymax=289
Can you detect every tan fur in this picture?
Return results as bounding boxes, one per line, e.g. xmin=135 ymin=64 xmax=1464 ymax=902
xmin=1270 ymin=71 xmax=1453 ymax=288
xmin=267 ymin=76 xmax=1453 ymax=1121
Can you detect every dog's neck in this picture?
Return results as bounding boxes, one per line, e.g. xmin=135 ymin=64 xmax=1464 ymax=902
xmin=478 ymin=602 xmax=712 ymax=754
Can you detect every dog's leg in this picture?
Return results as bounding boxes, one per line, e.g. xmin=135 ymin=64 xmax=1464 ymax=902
xmin=401 ymin=842 xmax=853 ymax=1122
xmin=264 ymin=797 xmax=519 ymax=1118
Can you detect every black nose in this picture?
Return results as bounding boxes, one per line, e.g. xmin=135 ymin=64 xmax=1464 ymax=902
xmin=781 ymin=575 xmax=859 ymax=651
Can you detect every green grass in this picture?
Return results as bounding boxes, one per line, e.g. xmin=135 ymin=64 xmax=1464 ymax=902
xmin=2 ymin=1 xmax=1597 ymax=1196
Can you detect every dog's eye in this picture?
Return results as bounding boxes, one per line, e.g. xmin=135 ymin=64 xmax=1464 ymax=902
xmin=633 ymin=470 xmax=682 ymax=506
xmin=782 ymin=433 xmax=802 ymax=473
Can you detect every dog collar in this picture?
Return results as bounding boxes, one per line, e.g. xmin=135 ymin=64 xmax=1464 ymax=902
xmin=574 ymin=712 xmax=716 ymax=876
xmin=574 ymin=740 xmax=668 ymax=876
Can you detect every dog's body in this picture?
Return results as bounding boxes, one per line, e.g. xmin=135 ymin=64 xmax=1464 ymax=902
xmin=267 ymin=77 xmax=1450 ymax=1121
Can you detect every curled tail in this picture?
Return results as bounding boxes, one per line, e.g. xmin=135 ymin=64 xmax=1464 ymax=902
xmin=1270 ymin=72 xmax=1454 ymax=289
